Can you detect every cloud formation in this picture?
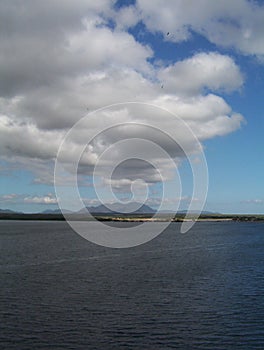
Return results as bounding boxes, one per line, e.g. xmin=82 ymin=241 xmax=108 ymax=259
xmin=24 ymin=194 xmax=58 ymax=204
xmin=0 ymin=0 xmax=248 ymax=196
xmin=0 ymin=193 xmax=57 ymax=205
xmin=158 ymin=52 xmax=243 ymax=96
xmin=137 ymin=0 xmax=264 ymax=57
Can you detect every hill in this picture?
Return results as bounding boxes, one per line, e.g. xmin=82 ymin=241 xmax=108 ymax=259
xmin=79 ymin=202 xmax=156 ymax=215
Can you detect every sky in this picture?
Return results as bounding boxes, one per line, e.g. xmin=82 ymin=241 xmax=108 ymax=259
xmin=0 ymin=0 xmax=264 ymax=214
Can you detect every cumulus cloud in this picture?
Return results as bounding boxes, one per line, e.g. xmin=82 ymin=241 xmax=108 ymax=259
xmin=0 ymin=193 xmax=57 ymax=205
xmin=114 ymin=5 xmax=140 ymax=30
xmin=158 ymin=52 xmax=243 ymax=96
xmin=137 ymin=0 xmax=264 ymax=57
xmin=0 ymin=0 xmax=246 ymax=197
xmin=0 ymin=116 xmax=64 ymax=159
xmin=24 ymin=194 xmax=58 ymax=204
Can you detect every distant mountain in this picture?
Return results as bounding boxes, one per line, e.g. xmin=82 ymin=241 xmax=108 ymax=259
xmin=41 ymin=208 xmax=72 ymax=214
xmin=41 ymin=209 xmax=61 ymax=214
xmin=150 ymin=209 xmax=221 ymax=215
xmin=0 ymin=208 xmax=23 ymax=214
xmin=78 ymin=205 xmax=219 ymax=216
xmin=79 ymin=202 xmax=156 ymax=215
xmin=0 ymin=207 xmax=220 ymax=216
xmin=178 ymin=210 xmax=221 ymax=215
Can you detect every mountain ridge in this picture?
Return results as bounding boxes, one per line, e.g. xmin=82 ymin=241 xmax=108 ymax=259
xmin=78 ymin=202 xmax=156 ymax=214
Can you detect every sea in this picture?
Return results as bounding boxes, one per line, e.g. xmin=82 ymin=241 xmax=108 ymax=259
xmin=0 ymin=220 xmax=264 ymax=349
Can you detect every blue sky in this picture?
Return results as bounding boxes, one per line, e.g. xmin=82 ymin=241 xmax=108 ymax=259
xmin=0 ymin=0 xmax=264 ymax=214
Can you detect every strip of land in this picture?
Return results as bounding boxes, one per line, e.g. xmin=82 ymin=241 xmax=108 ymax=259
xmin=0 ymin=212 xmax=263 ymax=222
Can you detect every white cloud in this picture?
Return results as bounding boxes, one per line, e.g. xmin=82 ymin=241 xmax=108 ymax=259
xmin=114 ymin=5 xmax=140 ymax=30
xmin=0 ymin=1 xmax=246 ymax=195
xmin=0 ymin=115 xmax=64 ymax=159
xmin=24 ymin=194 xmax=58 ymax=204
xmin=66 ymin=17 xmax=153 ymax=74
xmin=0 ymin=192 xmax=57 ymax=205
xmin=158 ymin=52 xmax=243 ymax=95
xmin=137 ymin=0 xmax=264 ymax=57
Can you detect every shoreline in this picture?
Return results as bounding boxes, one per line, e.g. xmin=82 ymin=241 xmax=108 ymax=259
xmin=0 ymin=213 xmax=263 ymax=222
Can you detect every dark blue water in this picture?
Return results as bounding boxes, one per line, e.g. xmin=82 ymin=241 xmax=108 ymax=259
xmin=0 ymin=221 xmax=264 ymax=349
